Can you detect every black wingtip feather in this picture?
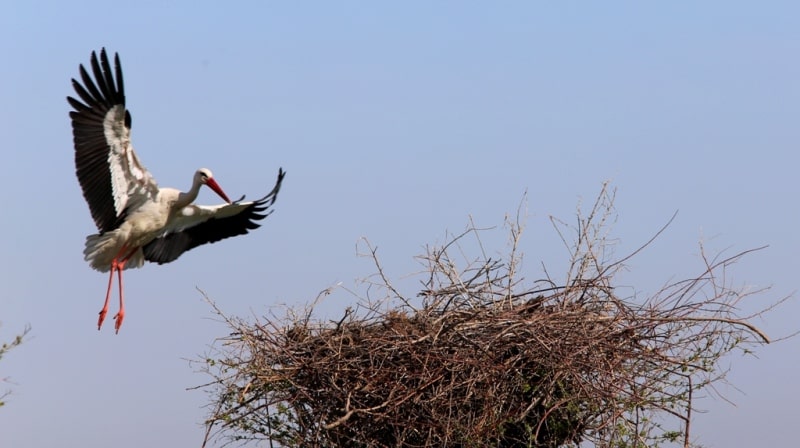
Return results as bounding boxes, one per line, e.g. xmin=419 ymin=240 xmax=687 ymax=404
xmin=90 ymin=51 xmax=111 ymax=107
xmin=69 ymin=48 xmax=130 ymax=233
xmin=115 ymin=52 xmax=125 ymax=103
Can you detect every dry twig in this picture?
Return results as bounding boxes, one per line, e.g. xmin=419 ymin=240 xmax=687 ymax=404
xmin=196 ymin=184 xmax=781 ymax=448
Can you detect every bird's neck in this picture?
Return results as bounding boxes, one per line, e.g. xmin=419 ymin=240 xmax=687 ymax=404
xmin=176 ymin=180 xmax=202 ymax=208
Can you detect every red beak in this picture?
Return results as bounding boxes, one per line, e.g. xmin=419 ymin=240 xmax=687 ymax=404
xmin=205 ymin=177 xmax=232 ymax=204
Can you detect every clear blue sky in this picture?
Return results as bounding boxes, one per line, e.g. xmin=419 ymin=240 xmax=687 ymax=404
xmin=1 ymin=2 xmax=797 ymax=447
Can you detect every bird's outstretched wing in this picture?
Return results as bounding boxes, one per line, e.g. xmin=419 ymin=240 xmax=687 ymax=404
xmin=142 ymin=168 xmax=286 ymax=264
xmin=68 ymin=48 xmax=158 ymax=233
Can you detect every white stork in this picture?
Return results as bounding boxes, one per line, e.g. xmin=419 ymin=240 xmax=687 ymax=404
xmin=68 ymin=48 xmax=285 ymax=333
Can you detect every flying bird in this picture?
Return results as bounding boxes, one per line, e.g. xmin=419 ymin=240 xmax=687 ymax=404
xmin=68 ymin=48 xmax=285 ymax=333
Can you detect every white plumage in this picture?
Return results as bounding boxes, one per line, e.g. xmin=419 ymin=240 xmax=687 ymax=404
xmin=68 ymin=48 xmax=285 ymax=333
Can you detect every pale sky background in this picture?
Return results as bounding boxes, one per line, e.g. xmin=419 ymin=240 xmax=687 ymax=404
xmin=1 ymin=2 xmax=798 ymax=447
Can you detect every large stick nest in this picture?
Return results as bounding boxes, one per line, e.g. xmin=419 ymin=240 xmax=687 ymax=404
xmin=199 ymin=186 xmax=777 ymax=448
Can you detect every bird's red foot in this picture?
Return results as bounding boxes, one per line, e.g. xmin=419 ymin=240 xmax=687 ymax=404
xmin=98 ymin=308 xmax=109 ymax=330
xmin=114 ymin=310 xmax=125 ymax=334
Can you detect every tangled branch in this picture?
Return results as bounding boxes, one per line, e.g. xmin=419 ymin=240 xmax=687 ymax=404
xmin=196 ymin=184 xmax=781 ymax=448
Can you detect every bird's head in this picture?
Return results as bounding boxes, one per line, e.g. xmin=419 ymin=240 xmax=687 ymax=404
xmin=196 ymin=168 xmax=232 ymax=204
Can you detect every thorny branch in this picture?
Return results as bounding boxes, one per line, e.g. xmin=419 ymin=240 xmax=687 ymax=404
xmin=0 ymin=324 xmax=30 ymax=409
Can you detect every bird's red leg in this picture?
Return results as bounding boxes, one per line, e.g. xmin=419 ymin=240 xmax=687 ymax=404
xmin=113 ymin=247 xmax=139 ymax=334
xmin=114 ymin=260 xmax=126 ymax=334
xmin=98 ymin=262 xmax=117 ymax=330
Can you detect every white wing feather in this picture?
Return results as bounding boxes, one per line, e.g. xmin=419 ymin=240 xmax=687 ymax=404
xmin=104 ymin=105 xmax=158 ymax=215
xmin=164 ymin=201 xmax=256 ymax=234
